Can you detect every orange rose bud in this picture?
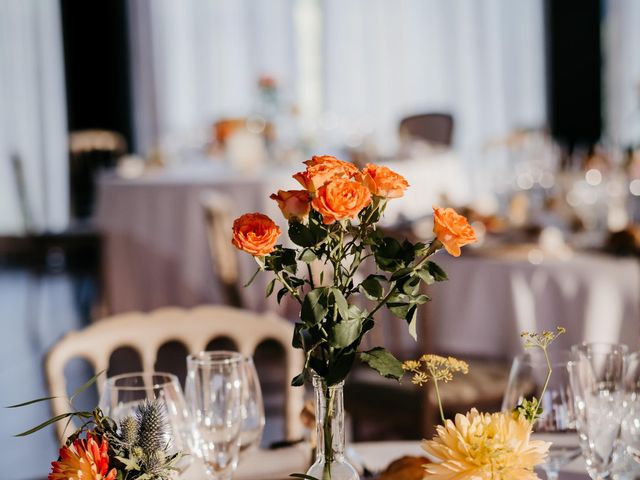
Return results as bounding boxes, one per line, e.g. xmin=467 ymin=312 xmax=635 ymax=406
xmin=293 ymin=155 xmax=359 ymax=192
xmin=270 ymin=190 xmax=311 ymax=220
xmin=359 ymin=163 xmax=409 ymax=198
xmin=311 ymin=178 xmax=372 ymax=224
xmin=232 ymin=213 xmax=281 ymax=256
xmin=432 ymin=206 xmax=477 ymax=257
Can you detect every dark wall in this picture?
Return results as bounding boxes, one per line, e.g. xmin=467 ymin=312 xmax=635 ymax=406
xmin=545 ymin=0 xmax=602 ymax=148
xmin=60 ymin=0 xmax=133 ymax=150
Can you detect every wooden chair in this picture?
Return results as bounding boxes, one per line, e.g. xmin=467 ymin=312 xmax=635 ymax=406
xmin=200 ymin=191 xmax=244 ymax=308
xmin=46 ymin=305 xmax=304 ymax=441
xmin=399 ymin=113 xmax=454 ymax=147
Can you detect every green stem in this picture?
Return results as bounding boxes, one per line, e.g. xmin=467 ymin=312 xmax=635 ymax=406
xmin=433 ymin=378 xmax=446 ymax=425
xmin=535 ymin=347 xmax=553 ymax=427
xmin=322 ymin=385 xmax=335 ymax=480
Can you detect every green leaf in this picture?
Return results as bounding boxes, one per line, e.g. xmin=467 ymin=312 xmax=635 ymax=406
xmin=14 ymin=412 xmax=75 ymax=437
xmin=289 ymin=222 xmax=316 ymax=247
xmin=401 ymin=276 xmax=421 ymax=296
xmin=325 ymin=350 xmax=357 ymax=385
xmin=6 ymin=395 xmax=57 ymax=408
xmin=417 ymin=266 xmax=435 ymax=285
xmin=330 ymin=288 xmax=349 ymax=321
xmin=330 ymin=318 xmax=361 ymax=348
xmin=292 ymin=322 xmax=305 ymax=349
xmin=360 ymin=347 xmax=404 ymax=381
xmin=277 ymin=287 xmax=288 ymax=304
xmin=70 ymin=370 xmax=104 ymax=403
xmin=408 ymin=313 xmax=418 ymax=340
xmin=301 ymin=288 xmax=328 ymax=325
xmin=299 ymin=249 xmax=317 ymax=263
xmin=390 ymin=267 xmax=413 ymax=281
xmin=265 ymin=278 xmax=276 ymax=297
xmin=243 ymin=267 xmax=261 ymax=287
xmin=359 ymin=275 xmax=383 ymax=300
xmin=291 ymin=373 xmax=305 ymax=387
xmin=427 ymin=261 xmax=448 ymax=281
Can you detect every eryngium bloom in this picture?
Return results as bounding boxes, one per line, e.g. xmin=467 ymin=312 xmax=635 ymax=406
xmin=422 ymin=409 xmax=549 ymax=480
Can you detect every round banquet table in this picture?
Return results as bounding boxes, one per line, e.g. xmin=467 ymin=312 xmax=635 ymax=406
xmin=428 ymin=246 xmax=640 ymax=357
xmin=182 ymin=440 xmax=589 ymax=479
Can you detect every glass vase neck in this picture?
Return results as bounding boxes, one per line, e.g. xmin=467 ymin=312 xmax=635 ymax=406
xmin=312 ymin=374 xmax=346 ymax=461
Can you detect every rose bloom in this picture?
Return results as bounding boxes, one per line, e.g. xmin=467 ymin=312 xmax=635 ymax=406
xmin=293 ymin=155 xmax=359 ymax=193
xmin=311 ymin=178 xmax=372 ymax=224
xmin=433 ymin=206 xmax=477 ymax=257
xmin=232 ymin=212 xmax=281 ymax=256
xmin=423 ymin=409 xmax=549 ymax=480
xmin=359 ymin=163 xmax=409 ymax=198
xmin=49 ymin=433 xmax=117 ymax=480
xmin=270 ymin=189 xmax=311 ymax=220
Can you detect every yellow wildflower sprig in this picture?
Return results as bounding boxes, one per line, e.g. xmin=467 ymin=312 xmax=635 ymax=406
xmin=403 ymin=354 xmax=469 ymax=424
xmin=515 ymin=326 xmax=566 ymax=425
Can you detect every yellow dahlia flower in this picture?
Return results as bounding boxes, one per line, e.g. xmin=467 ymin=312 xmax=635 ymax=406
xmin=422 ymin=409 xmax=549 ymax=480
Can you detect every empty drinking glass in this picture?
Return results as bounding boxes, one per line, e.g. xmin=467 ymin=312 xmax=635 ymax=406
xmin=186 ymin=351 xmax=244 ymax=480
xmin=98 ymin=372 xmax=194 ymax=475
xmin=620 ymin=352 xmax=640 ymax=476
xmin=239 ymin=356 xmax=265 ymax=454
xmin=569 ymin=342 xmax=628 ymax=479
xmin=502 ymin=350 xmax=581 ymax=480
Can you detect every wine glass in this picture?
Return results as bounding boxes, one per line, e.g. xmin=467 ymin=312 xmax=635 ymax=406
xmin=98 ymin=372 xmax=194 ymax=475
xmin=186 ymin=351 xmax=244 ymax=480
xmin=569 ymin=342 xmax=628 ymax=480
xmin=502 ymin=350 xmax=581 ymax=480
xmin=620 ymin=352 xmax=640 ymax=476
xmin=239 ymin=355 xmax=265 ymax=454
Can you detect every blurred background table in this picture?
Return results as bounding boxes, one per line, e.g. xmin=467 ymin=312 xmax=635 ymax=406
xmin=429 ymin=247 xmax=640 ymax=356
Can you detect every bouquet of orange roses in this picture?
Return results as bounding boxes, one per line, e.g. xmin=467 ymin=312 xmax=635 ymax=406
xmin=231 ymin=155 xmax=476 ymax=479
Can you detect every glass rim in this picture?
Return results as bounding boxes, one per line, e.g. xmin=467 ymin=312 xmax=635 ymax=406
xmin=514 ymin=350 xmax=573 ymax=368
xmin=105 ymin=371 xmax=179 ymax=390
xmin=187 ymin=350 xmax=245 ymax=365
xmin=571 ymin=342 xmax=629 ymax=355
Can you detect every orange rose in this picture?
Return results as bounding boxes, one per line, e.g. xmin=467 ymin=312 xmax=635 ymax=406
xmin=359 ymin=163 xmax=409 ymax=198
xmin=232 ymin=213 xmax=281 ymax=256
xmin=311 ymin=178 xmax=372 ymax=224
xmin=433 ymin=206 xmax=477 ymax=257
xmin=270 ymin=190 xmax=311 ymax=220
xmin=293 ymin=155 xmax=359 ymax=192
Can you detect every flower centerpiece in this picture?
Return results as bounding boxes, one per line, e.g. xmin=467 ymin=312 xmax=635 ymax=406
xmin=403 ymin=327 xmax=566 ymax=479
xmin=231 ymin=155 xmax=477 ymax=479
xmin=11 ymin=385 xmax=182 ymax=480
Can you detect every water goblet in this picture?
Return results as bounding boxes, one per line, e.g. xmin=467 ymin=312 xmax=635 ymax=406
xmin=502 ymin=350 xmax=581 ymax=480
xmin=239 ymin=355 xmax=265 ymax=454
xmin=569 ymin=342 xmax=628 ymax=480
xmin=98 ymin=372 xmax=194 ymax=476
xmin=186 ymin=351 xmax=244 ymax=480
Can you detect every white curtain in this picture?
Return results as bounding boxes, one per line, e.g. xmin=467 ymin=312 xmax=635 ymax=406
xmin=604 ymin=0 xmax=640 ymax=146
xmin=129 ymin=0 xmax=298 ymax=155
xmin=129 ymin=0 xmax=546 ymax=161
xmin=322 ymin=0 xmax=547 ymax=156
xmin=0 ymin=0 xmax=68 ymax=234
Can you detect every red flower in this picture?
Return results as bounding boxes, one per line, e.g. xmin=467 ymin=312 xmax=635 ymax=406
xmin=49 ymin=432 xmax=117 ymax=480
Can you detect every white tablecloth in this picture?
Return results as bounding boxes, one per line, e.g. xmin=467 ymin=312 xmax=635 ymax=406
xmin=428 ymin=248 xmax=640 ymax=357
xmin=183 ymin=440 xmax=588 ymax=479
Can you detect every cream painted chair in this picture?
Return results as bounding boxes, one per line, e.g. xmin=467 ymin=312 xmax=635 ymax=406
xmin=46 ymin=305 xmax=304 ymax=441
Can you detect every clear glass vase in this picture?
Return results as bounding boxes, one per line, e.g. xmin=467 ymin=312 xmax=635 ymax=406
xmin=307 ymin=374 xmax=359 ymax=480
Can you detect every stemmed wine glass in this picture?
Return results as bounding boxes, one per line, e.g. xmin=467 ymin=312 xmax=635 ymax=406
xmin=239 ymin=355 xmax=265 ymax=454
xmin=569 ymin=342 xmax=628 ymax=480
xmin=502 ymin=350 xmax=581 ymax=480
xmin=186 ymin=351 xmax=245 ymax=480
xmin=98 ymin=372 xmax=194 ymax=475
